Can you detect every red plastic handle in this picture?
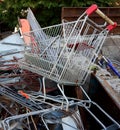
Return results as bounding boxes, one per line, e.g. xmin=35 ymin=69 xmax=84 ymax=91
xmin=86 ymin=4 xmax=98 ymax=16
xmin=107 ymin=22 xmax=117 ymax=31
xmin=18 ymin=90 xmax=30 ymax=99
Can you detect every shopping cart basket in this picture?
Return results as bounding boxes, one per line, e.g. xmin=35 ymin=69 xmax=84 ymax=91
xmin=19 ymin=4 xmax=117 ymax=85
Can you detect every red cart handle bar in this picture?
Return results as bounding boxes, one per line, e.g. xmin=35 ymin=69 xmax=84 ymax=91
xmin=86 ymin=4 xmax=117 ymax=31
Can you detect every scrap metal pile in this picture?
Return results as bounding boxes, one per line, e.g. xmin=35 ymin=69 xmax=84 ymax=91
xmin=0 ymin=4 xmax=120 ymax=130
xmin=96 ymin=35 xmax=120 ymax=94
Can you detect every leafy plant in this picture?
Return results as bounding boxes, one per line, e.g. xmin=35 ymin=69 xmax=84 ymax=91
xmin=0 ymin=0 xmax=118 ymax=31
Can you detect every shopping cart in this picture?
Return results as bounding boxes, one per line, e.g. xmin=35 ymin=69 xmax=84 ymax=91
xmin=1 ymin=83 xmax=120 ymax=130
xmin=19 ymin=4 xmax=117 ymax=85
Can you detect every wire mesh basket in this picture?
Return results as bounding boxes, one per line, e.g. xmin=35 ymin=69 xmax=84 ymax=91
xmin=19 ymin=4 xmax=117 ymax=85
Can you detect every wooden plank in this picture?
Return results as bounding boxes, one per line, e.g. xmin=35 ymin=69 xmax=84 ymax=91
xmin=96 ymin=75 xmax=120 ymax=109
